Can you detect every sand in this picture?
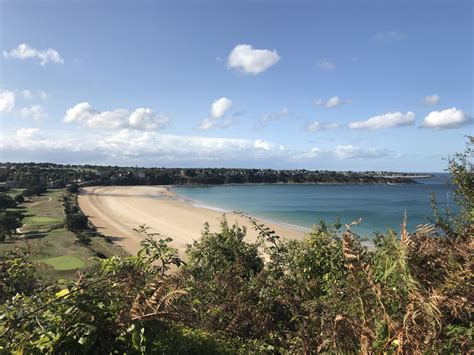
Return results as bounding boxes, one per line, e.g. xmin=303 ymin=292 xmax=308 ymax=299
xmin=78 ymin=186 xmax=307 ymax=255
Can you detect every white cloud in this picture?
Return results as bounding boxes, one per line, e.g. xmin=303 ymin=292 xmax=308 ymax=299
xmin=228 ymin=44 xmax=280 ymax=75
xmin=22 ymin=89 xmax=47 ymax=99
xmin=197 ymin=117 xmax=233 ymax=131
xmin=21 ymin=90 xmax=33 ymax=99
xmin=314 ymin=96 xmax=350 ymax=108
xmin=0 ymin=90 xmax=15 ymax=112
xmin=422 ymin=94 xmax=440 ymax=106
xmin=335 ymin=145 xmax=388 ymax=159
xmin=318 ymin=59 xmax=335 ymax=71
xmin=259 ymin=108 xmax=289 ymax=123
xmin=306 ymin=121 xmax=340 ymax=132
xmin=198 ymin=97 xmax=234 ymax=130
xmin=64 ymin=102 xmax=169 ymax=131
xmin=3 ymin=43 xmax=64 ymax=66
xmin=210 ymin=97 xmax=232 ymax=119
xmin=254 ymin=139 xmax=273 ymax=151
xmin=299 ymin=147 xmax=322 ymax=159
xmin=422 ymin=107 xmax=472 ymax=129
xmin=372 ymin=31 xmax=406 ymax=43
xmin=16 ymin=128 xmax=40 ymax=138
xmin=349 ymin=111 xmax=415 ymax=130
xmin=2 ymin=128 xmax=396 ymax=166
xmin=20 ymin=105 xmax=47 ymax=120
xmin=296 ymin=145 xmax=389 ymax=160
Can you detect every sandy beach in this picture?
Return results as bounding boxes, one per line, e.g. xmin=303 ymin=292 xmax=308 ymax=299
xmin=78 ymin=186 xmax=306 ymax=255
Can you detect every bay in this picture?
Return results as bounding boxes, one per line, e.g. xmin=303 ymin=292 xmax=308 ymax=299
xmin=172 ymin=174 xmax=456 ymax=237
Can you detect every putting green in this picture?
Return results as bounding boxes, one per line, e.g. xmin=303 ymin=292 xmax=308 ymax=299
xmin=27 ymin=216 xmax=62 ymax=225
xmin=43 ymin=255 xmax=86 ymax=270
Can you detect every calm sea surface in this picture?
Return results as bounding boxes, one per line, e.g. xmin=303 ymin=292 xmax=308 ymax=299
xmin=172 ymin=174 xmax=456 ymax=237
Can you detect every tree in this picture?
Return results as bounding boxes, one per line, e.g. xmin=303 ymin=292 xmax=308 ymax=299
xmin=0 ymin=194 xmax=16 ymax=210
xmin=22 ymin=185 xmax=47 ymax=197
xmin=67 ymin=183 xmax=79 ymax=193
xmin=0 ymin=211 xmax=24 ymax=241
xmin=448 ymin=136 xmax=473 ymax=224
xmin=65 ymin=213 xmax=88 ymax=231
xmin=14 ymin=195 xmax=25 ymax=204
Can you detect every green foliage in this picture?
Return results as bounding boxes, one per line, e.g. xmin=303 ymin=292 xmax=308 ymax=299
xmin=14 ymin=194 xmax=25 ymax=204
xmin=22 ymin=185 xmax=47 ymax=197
xmin=0 ymin=193 xmax=16 ymax=210
xmin=448 ymin=136 xmax=473 ymax=224
xmin=65 ymin=212 xmax=88 ymax=231
xmin=66 ymin=182 xmax=79 ymax=193
xmin=186 ymin=217 xmax=263 ymax=281
xmin=0 ymin=249 xmax=39 ymax=303
xmin=135 ymin=225 xmax=184 ymax=276
xmin=0 ymin=210 xmax=24 ymax=240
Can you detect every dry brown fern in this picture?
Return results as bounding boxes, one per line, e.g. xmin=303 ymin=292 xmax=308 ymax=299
xmin=130 ymin=276 xmax=187 ymax=322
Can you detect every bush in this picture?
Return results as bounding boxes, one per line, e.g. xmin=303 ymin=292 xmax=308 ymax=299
xmin=0 ymin=194 xmax=16 ymax=210
xmin=14 ymin=195 xmax=25 ymax=204
xmin=67 ymin=183 xmax=79 ymax=193
xmin=22 ymin=185 xmax=47 ymax=197
xmin=65 ymin=213 xmax=89 ymax=231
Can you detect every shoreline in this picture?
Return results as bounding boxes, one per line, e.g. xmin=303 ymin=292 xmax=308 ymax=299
xmin=168 ymin=188 xmax=312 ymax=233
xmin=78 ymin=186 xmax=307 ymax=255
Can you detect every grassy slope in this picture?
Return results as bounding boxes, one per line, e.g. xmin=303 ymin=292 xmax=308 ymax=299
xmin=1 ymin=189 xmax=126 ymax=279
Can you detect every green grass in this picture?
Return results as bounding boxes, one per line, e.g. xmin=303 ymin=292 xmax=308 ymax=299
xmin=0 ymin=189 xmax=126 ymax=279
xmin=43 ymin=255 xmax=86 ymax=270
xmin=25 ymin=216 xmax=61 ymax=226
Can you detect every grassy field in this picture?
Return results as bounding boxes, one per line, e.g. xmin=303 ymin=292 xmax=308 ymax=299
xmin=1 ymin=189 xmax=126 ymax=279
xmin=43 ymin=255 xmax=86 ymax=270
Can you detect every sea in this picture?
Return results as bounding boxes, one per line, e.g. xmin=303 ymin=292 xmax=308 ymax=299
xmin=172 ymin=173 xmax=456 ymax=238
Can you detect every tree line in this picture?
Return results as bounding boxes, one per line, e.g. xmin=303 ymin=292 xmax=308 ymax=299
xmin=0 ymin=164 xmax=423 ymax=189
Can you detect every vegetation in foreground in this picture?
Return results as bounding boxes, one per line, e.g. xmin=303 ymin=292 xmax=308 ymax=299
xmin=0 ymin=138 xmax=472 ymax=353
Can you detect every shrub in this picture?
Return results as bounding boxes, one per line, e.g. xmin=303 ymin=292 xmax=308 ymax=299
xmin=65 ymin=213 xmax=89 ymax=231
xmin=14 ymin=195 xmax=25 ymax=204
xmin=67 ymin=183 xmax=79 ymax=193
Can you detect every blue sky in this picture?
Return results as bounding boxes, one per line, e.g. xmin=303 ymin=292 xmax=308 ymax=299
xmin=0 ymin=0 xmax=472 ymax=171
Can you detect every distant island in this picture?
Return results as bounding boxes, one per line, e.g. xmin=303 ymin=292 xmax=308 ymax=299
xmin=0 ymin=162 xmax=433 ymax=189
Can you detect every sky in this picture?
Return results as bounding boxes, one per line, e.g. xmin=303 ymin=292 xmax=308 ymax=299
xmin=0 ymin=0 xmax=472 ymax=171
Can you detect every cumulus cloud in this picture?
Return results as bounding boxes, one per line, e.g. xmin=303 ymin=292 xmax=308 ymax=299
xmin=318 ymin=59 xmax=335 ymax=71
xmin=20 ymin=105 xmax=47 ymax=120
xmin=0 ymin=90 xmax=15 ymax=112
xmin=254 ymin=139 xmax=274 ymax=151
xmin=372 ymin=31 xmax=406 ymax=43
xmin=306 ymin=121 xmax=340 ymax=132
xmin=314 ymin=96 xmax=350 ymax=108
xmin=198 ymin=97 xmax=234 ymax=130
xmin=349 ymin=111 xmax=415 ymax=130
xmin=422 ymin=94 xmax=440 ymax=106
xmin=2 ymin=127 xmax=396 ymax=166
xmin=210 ymin=97 xmax=232 ymax=119
xmin=64 ymin=102 xmax=169 ymax=131
xmin=16 ymin=127 xmax=40 ymax=138
xmin=421 ymin=107 xmax=472 ymax=129
xmin=334 ymin=145 xmax=388 ymax=159
xmin=298 ymin=147 xmax=322 ymax=159
xmin=2 ymin=128 xmax=282 ymax=163
xmin=228 ymin=44 xmax=280 ymax=75
xmin=3 ymin=43 xmax=64 ymax=66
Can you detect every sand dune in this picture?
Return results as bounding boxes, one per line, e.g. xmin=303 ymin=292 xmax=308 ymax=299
xmin=78 ymin=186 xmax=306 ymax=255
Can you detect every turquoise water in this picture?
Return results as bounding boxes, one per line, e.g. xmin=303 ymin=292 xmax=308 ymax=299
xmin=172 ymin=174 xmax=456 ymax=237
